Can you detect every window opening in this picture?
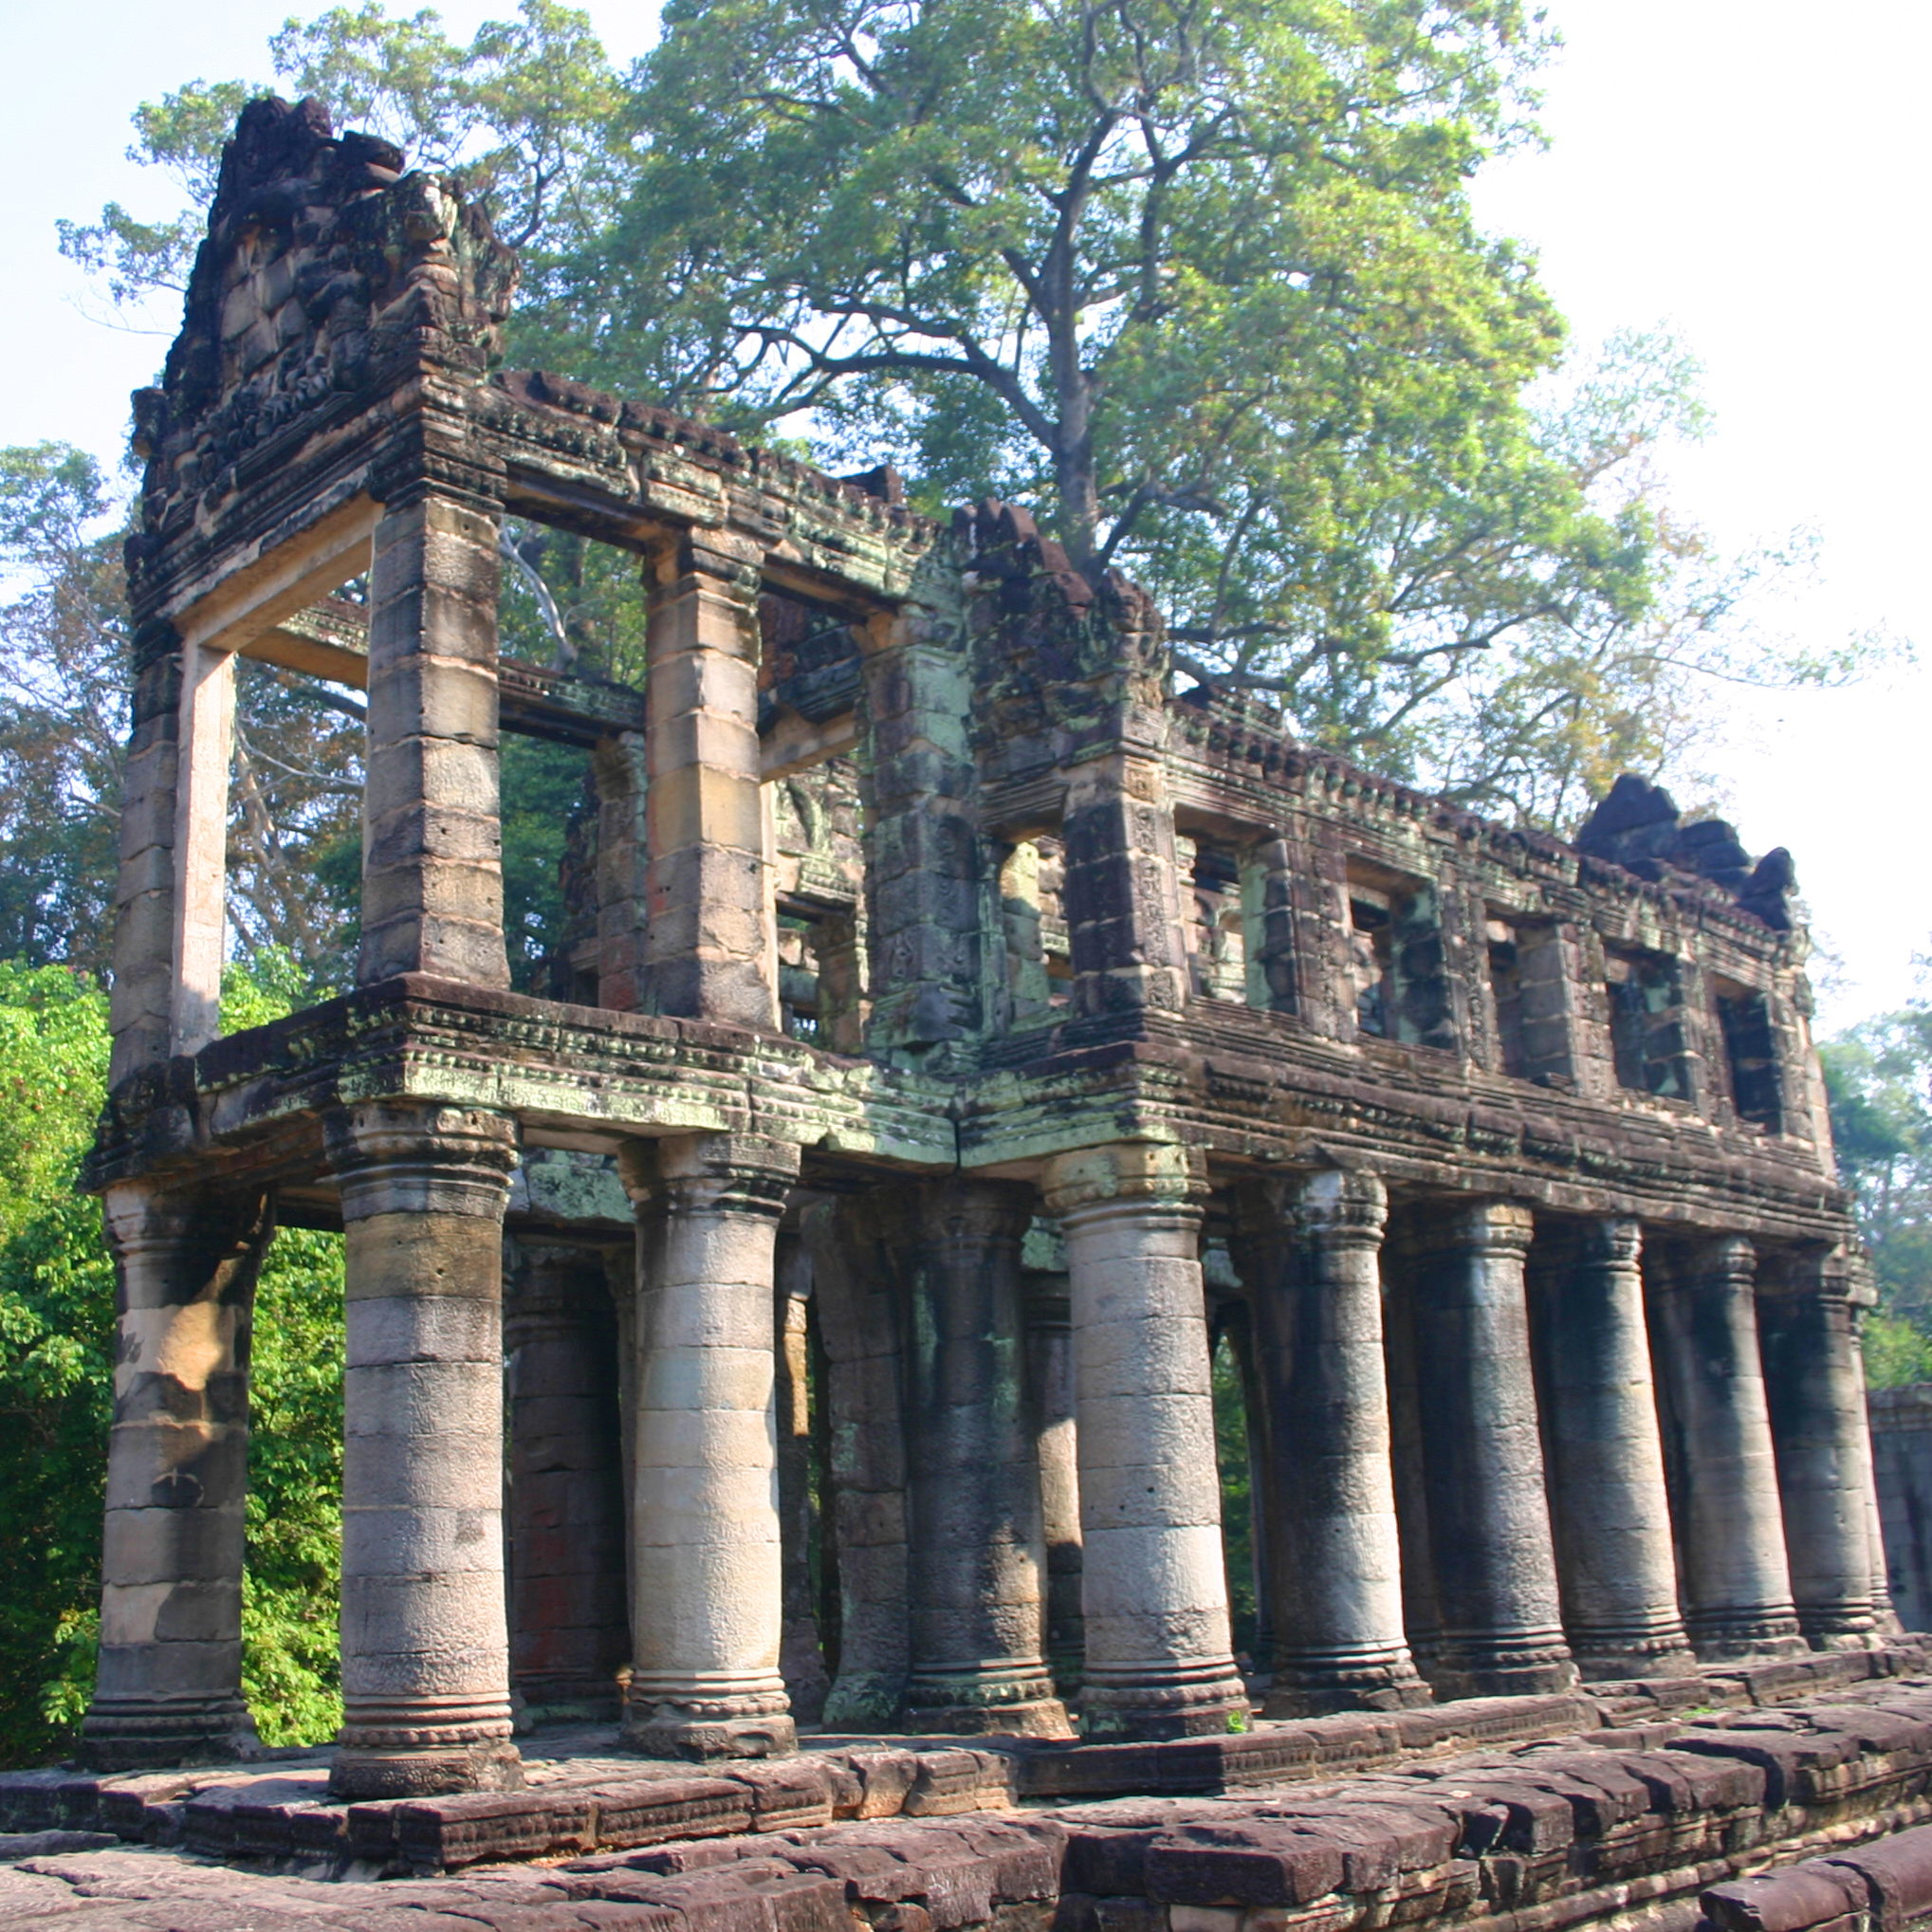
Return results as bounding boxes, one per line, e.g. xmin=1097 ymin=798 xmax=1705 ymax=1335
xmin=770 ymin=762 xmax=867 ymax=1050
xmin=1350 ymin=891 xmax=1394 ymax=1038
xmin=1001 ymin=837 xmax=1072 ymax=1026
xmin=1714 ymin=977 xmax=1784 ymax=1132
xmin=1347 ymin=865 xmax=1453 ymax=1048
xmin=1179 ymin=836 xmax=1248 ymax=1002
xmin=777 ymin=912 xmax=822 ymax=1043
xmin=1604 ymin=946 xmax=1688 ymax=1097
xmin=1485 ymin=914 xmax=1573 ymax=1082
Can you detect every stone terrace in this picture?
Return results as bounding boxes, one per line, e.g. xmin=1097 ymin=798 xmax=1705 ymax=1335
xmin=9 ymin=1671 xmax=1932 ymax=1926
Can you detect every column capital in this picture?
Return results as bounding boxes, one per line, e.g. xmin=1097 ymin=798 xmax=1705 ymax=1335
xmin=367 ymin=432 xmax=506 ymax=517
xmin=1295 ymin=1168 xmax=1389 ymax=1247
xmin=324 ymin=1102 xmax=518 ymax=1222
xmin=651 ymin=526 xmax=765 ymax=599
xmin=1040 ymin=1141 xmax=1206 ymax=1221
xmin=1575 ymin=1215 xmax=1644 ymax=1269
xmin=909 ymin=1174 xmax=1034 ymax=1248
xmin=101 ymin=1177 xmax=204 ymax=1255
xmin=1435 ymin=1196 xmax=1536 ymax=1258
xmin=1757 ymin=1242 xmax=1864 ymax=1306
xmin=1691 ymin=1232 xmax=1758 ymax=1286
xmin=617 ymin=1131 xmax=800 ymax=1217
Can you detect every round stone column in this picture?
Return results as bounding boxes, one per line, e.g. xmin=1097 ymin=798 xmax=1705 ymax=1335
xmin=1234 ymin=1170 xmax=1429 ymax=1715
xmin=619 ymin=1132 xmax=800 ymax=1759
xmin=1407 ymin=1199 xmax=1578 ymax=1698
xmin=774 ymin=1241 xmax=831 ymax=1725
xmin=898 ymin=1180 xmax=1068 ymax=1736
xmin=1758 ymin=1251 xmax=1880 ymax=1647
xmin=83 ymin=1184 xmax=272 ymax=1769
xmin=1040 ymin=1144 xmax=1249 ymax=1739
xmin=1024 ymin=1265 xmax=1086 ymax=1694
xmin=505 ymin=1242 xmax=629 ymax=1721
xmin=1530 ymin=1219 xmax=1695 ymax=1678
xmin=327 ymin=1102 xmax=522 ymax=1799
xmin=1647 ymin=1236 xmax=1805 ymax=1659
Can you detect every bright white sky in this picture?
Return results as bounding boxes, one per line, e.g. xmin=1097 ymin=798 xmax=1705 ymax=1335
xmin=0 ymin=0 xmax=1925 ymax=1033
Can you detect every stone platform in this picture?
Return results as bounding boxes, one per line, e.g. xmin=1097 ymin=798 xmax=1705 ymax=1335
xmin=7 ymin=1651 xmax=1932 ymax=1931
xmin=8 ymin=1669 xmax=1932 ymax=1929
xmin=3 ymin=1650 xmax=1917 ymax=1879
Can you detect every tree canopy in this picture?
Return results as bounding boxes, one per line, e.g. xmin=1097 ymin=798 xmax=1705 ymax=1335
xmin=0 ymin=957 xmax=344 ymax=1766
xmin=57 ymin=0 xmax=1887 ymax=834
xmin=1821 ymin=1005 xmax=1932 ymax=1387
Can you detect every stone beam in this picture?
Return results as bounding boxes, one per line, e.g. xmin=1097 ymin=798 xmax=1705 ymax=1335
xmin=169 ymin=492 xmax=379 ymax=658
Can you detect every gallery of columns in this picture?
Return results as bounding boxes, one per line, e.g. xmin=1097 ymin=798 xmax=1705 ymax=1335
xmin=79 ymin=95 xmax=1888 ymax=1801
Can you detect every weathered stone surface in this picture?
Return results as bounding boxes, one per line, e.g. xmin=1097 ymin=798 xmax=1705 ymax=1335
xmin=83 ymin=94 xmax=1885 ymax=1839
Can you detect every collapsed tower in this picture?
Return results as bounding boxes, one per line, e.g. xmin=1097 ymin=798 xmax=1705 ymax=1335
xmin=82 ymin=98 xmax=1886 ymax=1799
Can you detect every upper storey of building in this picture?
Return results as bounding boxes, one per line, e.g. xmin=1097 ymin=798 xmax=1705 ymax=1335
xmin=98 ymin=96 xmax=1844 ymax=1248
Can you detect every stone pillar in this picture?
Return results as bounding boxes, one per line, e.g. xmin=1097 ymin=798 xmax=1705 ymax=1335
xmin=1215 ymin=1300 xmax=1275 ymax=1684
xmin=327 ymin=1102 xmax=521 ymax=1798
xmin=1061 ymin=753 xmax=1189 ymax=1020
xmin=592 ymin=730 xmax=649 ymax=1012
xmin=1233 ymin=1171 xmax=1429 ymax=1715
xmin=1857 ymin=1358 xmax=1903 ymax=1634
xmin=1241 ymin=836 xmax=1299 ymax=1015
xmin=643 ymin=532 xmax=774 ymax=1028
xmin=82 ymin=1184 xmax=272 ymax=1769
xmin=1406 ymin=1200 xmax=1578 ymax=1698
xmin=802 ymin=1195 xmax=911 ymax=1727
xmin=1040 ymin=1145 xmax=1248 ymax=1739
xmin=1528 ymin=1220 xmax=1695 ymax=1677
xmin=619 ymin=1132 xmax=799 ymax=1758
xmin=170 ymin=639 xmax=237 ymax=1055
xmin=897 ymin=1181 xmax=1068 ymax=1736
xmin=108 ymin=641 xmax=186 ymax=1084
xmin=505 ymin=1242 xmax=629 ymax=1721
xmin=1758 ymin=1252 xmax=1880 ymax=1647
xmin=1381 ymin=1250 xmax=1443 ymax=1672
xmin=813 ymin=911 xmax=868 ymax=1056
xmin=1024 ymin=1268 xmax=1085 ymax=1693
xmin=775 ymin=1238 xmax=831 ymax=1724
xmin=359 ymin=488 xmax=509 ymax=990
xmin=856 ymin=604 xmax=983 ymax=1057
xmin=1647 ymin=1236 xmax=1805 ymax=1658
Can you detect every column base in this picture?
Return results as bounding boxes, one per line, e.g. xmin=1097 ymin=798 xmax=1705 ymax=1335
xmin=511 ymin=1676 xmax=624 ymax=1729
xmin=1047 ymin=1649 xmax=1085 ymax=1699
xmin=1080 ymin=1663 xmax=1252 ymax=1740
xmin=902 ymin=1665 xmax=1071 ymax=1738
xmin=1687 ymin=1608 xmax=1808 ymax=1661
xmin=903 ymin=1696 xmax=1072 ymax=1738
xmin=328 ymin=1739 xmax=524 ymax=1799
xmin=80 ymin=1699 xmax=261 ymax=1772
xmin=1797 ymin=1606 xmax=1882 ymax=1649
xmin=1801 ymin=1626 xmax=1886 ymax=1652
xmin=1264 ymin=1654 xmax=1434 ymax=1719
xmin=1568 ymin=1624 xmax=1700 ymax=1682
xmin=621 ymin=1711 xmax=799 ymax=1760
xmin=823 ymin=1673 xmax=907 ymax=1732
xmin=1425 ymin=1630 xmax=1579 ymax=1701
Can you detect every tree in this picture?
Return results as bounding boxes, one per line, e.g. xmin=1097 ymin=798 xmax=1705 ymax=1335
xmin=63 ymin=0 xmax=1890 ymax=831
xmin=1821 ymin=1007 xmax=1932 ymax=1343
xmin=567 ymin=0 xmax=1877 ymax=815
xmin=0 ymin=957 xmax=347 ymax=1766
xmin=0 ymin=444 xmax=371 ymax=987
xmin=0 ymin=448 xmax=130 ymax=974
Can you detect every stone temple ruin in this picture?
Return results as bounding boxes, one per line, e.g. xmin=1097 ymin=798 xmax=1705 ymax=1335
xmin=66 ymin=90 xmax=1904 ymax=1850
